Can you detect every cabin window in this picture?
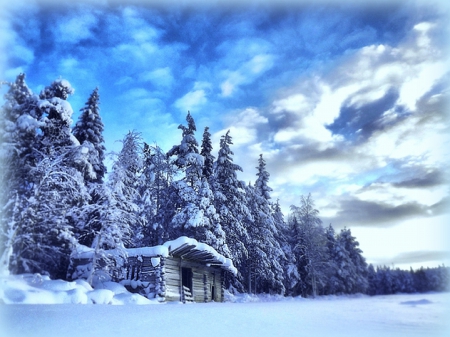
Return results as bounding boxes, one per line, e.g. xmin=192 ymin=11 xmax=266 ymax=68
xmin=181 ymin=267 xmax=193 ymax=291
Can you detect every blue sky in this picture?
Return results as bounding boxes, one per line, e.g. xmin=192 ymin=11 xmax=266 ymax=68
xmin=1 ymin=0 xmax=449 ymax=269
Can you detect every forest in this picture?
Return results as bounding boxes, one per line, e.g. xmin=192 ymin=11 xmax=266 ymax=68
xmin=0 ymin=74 xmax=448 ymax=298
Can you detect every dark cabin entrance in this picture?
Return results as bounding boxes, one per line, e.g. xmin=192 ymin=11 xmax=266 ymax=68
xmin=181 ymin=267 xmax=193 ymax=302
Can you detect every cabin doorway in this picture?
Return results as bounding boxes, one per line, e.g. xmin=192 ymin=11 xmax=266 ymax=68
xmin=181 ymin=267 xmax=193 ymax=302
xmin=181 ymin=267 xmax=192 ymax=291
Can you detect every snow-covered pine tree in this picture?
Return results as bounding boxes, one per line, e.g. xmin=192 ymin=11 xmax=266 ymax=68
xmin=11 ymin=149 xmax=90 ymax=279
xmin=167 ymin=111 xmax=203 ymax=186
xmin=272 ymin=199 xmax=299 ymax=296
xmin=142 ymin=143 xmax=178 ymax=246
xmin=244 ymin=155 xmax=285 ymax=294
xmin=337 ymin=228 xmax=369 ymax=294
xmin=211 ymin=130 xmax=250 ymax=291
xmin=0 ymin=73 xmax=39 ymax=275
xmin=244 ymin=182 xmax=285 ymax=294
xmin=72 ymin=87 xmax=106 ymax=184
xmin=323 ymin=224 xmax=349 ymax=294
xmin=71 ymin=88 xmax=108 ymax=248
xmin=289 ymin=194 xmax=330 ymax=297
xmin=108 ymin=131 xmax=144 ymax=248
xmin=1 ymin=75 xmax=91 ymax=279
xmin=68 ymin=183 xmax=130 ymax=285
xmin=200 ymin=126 xmax=215 ymax=181
xmin=38 ymin=79 xmax=78 ymax=159
xmin=166 ymin=114 xmax=228 ymax=253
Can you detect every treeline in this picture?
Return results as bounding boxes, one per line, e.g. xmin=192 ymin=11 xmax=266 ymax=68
xmin=367 ymin=265 xmax=449 ymax=295
xmin=0 ymin=74 xmax=448 ymax=297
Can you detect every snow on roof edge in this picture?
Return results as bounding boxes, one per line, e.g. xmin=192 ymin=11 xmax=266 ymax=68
xmin=129 ymin=236 xmax=237 ymax=275
xmin=71 ymin=237 xmax=237 ymax=275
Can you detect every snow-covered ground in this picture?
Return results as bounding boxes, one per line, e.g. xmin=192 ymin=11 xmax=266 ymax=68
xmin=1 ymin=274 xmax=449 ymax=337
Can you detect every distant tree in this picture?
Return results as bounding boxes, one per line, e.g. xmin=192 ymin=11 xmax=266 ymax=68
xmin=337 ymin=228 xmax=369 ymax=293
xmin=273 ymin=200 xmax=299 ymax=296
xmin=289 ymin=194 xmax=330 ymax=297
xmin=323 ymin=224 xmax=344 ymax=295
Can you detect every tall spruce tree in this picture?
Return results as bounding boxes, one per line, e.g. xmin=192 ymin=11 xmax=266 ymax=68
xmin=142 ymin=143 xmax=177 ymax=246
xmin=200 ymin=126 xmax=215 ymax=180
xmin=211 ymin=130 xmax=250 ymax=291
xmin=244 ymin=155 xmax=285 ymax=294
xmin=244 ymin=182 xmax=285 ymax=294
xmin=167 ymin=111 xmax=203 ymax=186
xmin=108 ymin=131 xmax=144 ymax=247
xmin=38 ymin=79 xmax=77 ymax=158
xmin=290 ymin=194 xmax=330 ymax=297
xmin=0 ymin=73 xmax=38 ymax=275
xmin=273 ymin=199 xmax=299 ymax=295
xmin=72 ymin=88 xmax=106 ymax=183
xmin=337 ymin=228 xmax=369 ymax=293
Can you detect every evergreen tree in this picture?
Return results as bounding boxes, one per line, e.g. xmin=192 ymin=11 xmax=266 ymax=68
xmin=1 ymin=75 xmax=89 ymax=279
xmin=323 ymin=224 xmax=344 ymax=294
xmin=38 ymin=79 xmax=77 ymax=158
xmin=337 ymin=228 xmax=369 ymax=293
xmin=200 ymin=126 xmax=215 ymax=180
xmin=0 ymin=73 xmax=39 ymax=275
xmin=108 ymin=131 xmax=144 ymax=247
xmin=11 ymin=149 xmax=90 ymax=279
xmin=167 ymin=111 xmax=203 ymax=186
xmin=142 ymin=143 xmax=177 ymax=246
xmin=211 ymin=130 xmax=250 ymax=291
xmin=244 ymin=155 xmax=285 ymax=294
xmin=273 ymin=200 xmax=299 ymax=296
xmin=166 ymin=114 xmax=227 ymax=253
xmin=244 ymin=182 xmax=285 ymax=294
xmin=72 ymin=88 xmax=107 ymax=183
xmin=289 ymin=194 xmax=330 ymax=297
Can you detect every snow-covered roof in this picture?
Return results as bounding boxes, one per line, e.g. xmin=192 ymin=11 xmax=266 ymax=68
xmin=127 ymin=237 xmax=237 ymax=275
xmin=72 ymin=237 xmax=236 ymax=275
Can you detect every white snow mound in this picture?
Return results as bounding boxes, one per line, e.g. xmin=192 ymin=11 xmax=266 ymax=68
xmin=0 ymin=273 xmax=155 ymax=305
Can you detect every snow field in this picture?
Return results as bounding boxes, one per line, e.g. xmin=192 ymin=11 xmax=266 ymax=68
xmin=1 ymin=274 xmax=449 ymax=337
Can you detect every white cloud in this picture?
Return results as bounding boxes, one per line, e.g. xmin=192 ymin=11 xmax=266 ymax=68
xmin=57 ymin=12 xmax=98 ymax=44
xmin=212 ymin=108 xmax=268 ymax=164
xmin=220 ymin=53 xmax=274 ymax=97
xmin=174 ymin=89 xmax=207 ymax=113
xmin=140 ymin=67 xmax=174 ymax=88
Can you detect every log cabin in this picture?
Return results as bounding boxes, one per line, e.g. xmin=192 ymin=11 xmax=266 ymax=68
xmin=69 ymin=237 xmax=236 ymax=303
xmin=122 ymin=237 xmax=236 ymax=303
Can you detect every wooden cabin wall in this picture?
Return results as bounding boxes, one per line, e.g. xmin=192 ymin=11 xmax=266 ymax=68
xmin=123 ymin=255 xmax=225 ymax=303
xmin=163 ymin=257 xmax=182 ymax=302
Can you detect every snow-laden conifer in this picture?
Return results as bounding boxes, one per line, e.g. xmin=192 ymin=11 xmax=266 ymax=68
xmin=244 ymin=182 xmax=285 ymax=295
xmin=73 ymin=88 xmax=107 ymax=183
xmin=108 ymin=131 xmax=144 ymax=248
xmin=211 ymin=130 xmax=250 ymax=291
xmin=289 ymin=194 xmax=330 ymax=297
xmin=336 ymin=228 xmax=369 ymax=293
xmin=200 ymin=126 xmax=215 ymax=180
